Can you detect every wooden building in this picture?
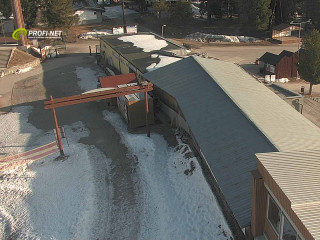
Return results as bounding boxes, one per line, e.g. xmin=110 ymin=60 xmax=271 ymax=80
xmin=272 ymin=24 xmax=301 ymax=44
xmin=99 ymin=73 xmax=154 ymax=128
xmin=73 ymin=0 xmax=105 ymax=25
xmin=251 ymin=151 xmax=320 ymax=240
xmin=259 ymin=50 xmax=298 ymax=79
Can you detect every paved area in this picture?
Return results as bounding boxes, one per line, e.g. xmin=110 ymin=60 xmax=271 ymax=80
xmin=191 ymin=43 xmax=299 ymax=76
xmin=0 ymin=40 xmax=142 ymax=239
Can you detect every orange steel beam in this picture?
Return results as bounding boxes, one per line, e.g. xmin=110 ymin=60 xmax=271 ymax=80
xmin=50 ymin=96 xmax=64 ymax=156
xmin=44 ymin=83 xmax=153 ymax=105
xmin=44 ymin=83 xmax=154 ymax=155
xmin=145 ymin=91 xmax=150 ymax=137
xmin=44 ymin=86 xmax=153 ymax=109
xmin=45 ymin=88 xmax=152 ymax=109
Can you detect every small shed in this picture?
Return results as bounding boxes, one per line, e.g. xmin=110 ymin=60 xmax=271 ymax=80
xmin=259 ymin=50 xmax=298 ymax=79
xmin=99 ymin=73 xmax=154 ymax=128
xmin=99 ymin=73 xmax=137 ymax=106
xmin=117 ymin=84 xmax=154 ymax=129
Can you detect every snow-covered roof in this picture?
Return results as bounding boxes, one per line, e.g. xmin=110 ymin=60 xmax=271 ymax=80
xmin=100 ymin=33 xmax=186 ymax=73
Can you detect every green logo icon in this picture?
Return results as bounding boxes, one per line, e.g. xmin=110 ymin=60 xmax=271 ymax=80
xmin=12 ymin=28 xmax=28 ymax=40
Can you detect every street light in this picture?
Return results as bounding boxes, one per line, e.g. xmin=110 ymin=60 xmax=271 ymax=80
xmin=289 ymin=19 xmax=311 ymax=79
xmin=161 ymin=24 xmax=166 ymax=38
xmin=290 ymin=19 xmax=312 ymax=54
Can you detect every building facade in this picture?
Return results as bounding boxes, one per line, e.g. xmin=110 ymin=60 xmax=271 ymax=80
xmin=252 ymin=151 xmax=320 ymax=240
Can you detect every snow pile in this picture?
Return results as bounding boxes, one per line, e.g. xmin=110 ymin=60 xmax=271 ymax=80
xmin=103 ymin=111 xmax=233 ymax=240
xmin=119 ymin=34 xmax=168 ymax=52
xmin=15 ymin=67 xmax=33 ymax=74
xmin=103 ymin=6 xmax=137 ymax=19
xmin=0 ymin=107 xmax=112 ymax=240
xmin=278 ymin=78 xmax=289 ymax=83
xmin=191 ymin=4 xmax=200 ymax=15
xmin=0 ymin=106 xmax=42 ymax=155
xmin=79 ymin=29 xmax=112 ymax=39
xmin=146 ymin=54 xmax=182 ymax=72
xmin=186 ymin=32 xmax=261 ymax=43
xmin=75 ymin=66 xmax=105 ymax=92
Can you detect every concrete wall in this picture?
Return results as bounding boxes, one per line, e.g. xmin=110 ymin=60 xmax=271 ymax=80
xmin=100 ymin=39 xmax=144 ymax=78
xmin=75 ymin=9 xmax=102 ymax=25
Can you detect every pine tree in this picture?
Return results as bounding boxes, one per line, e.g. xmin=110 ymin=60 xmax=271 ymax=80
xmin=0 ymin=0 xmax=12 ymax=19
xmin=42 ymin=0 xmax=77 ymax=29
xmin=169 ymin=0 xmax=193 ymax=25
xmin=21 ymin=0 xmax=39 ymax=28
xmin=298 ymin=30 xmax=320 ymax=95
xmin=249 ymin=0 xmax=272 ymax=31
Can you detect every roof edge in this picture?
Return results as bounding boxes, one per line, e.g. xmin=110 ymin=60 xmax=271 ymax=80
xmin=193 ymin=56 xmax=280 ymax=152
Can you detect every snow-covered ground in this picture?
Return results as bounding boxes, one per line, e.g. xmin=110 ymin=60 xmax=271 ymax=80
xmin=146 ymin=54 xmax=182 ymax=72
xmin=104 ymin=111 xmax=233 ymax=240
xmin=79 ymin=29 xmax=112 ymax=40
xmin=103 ymin=5 xmax=137 ymax=19
xmin=186 ymin=32 xmax=261 ymax=43
xmin=1 ymin=64 xmax=233 ymax=240
xmin=119 ymin=34 xmax=168 ymax=52
xmin=0 ymin=107 xmax=112 ymax=239
xmin=75 ymin=66 xmax=105 ymax=91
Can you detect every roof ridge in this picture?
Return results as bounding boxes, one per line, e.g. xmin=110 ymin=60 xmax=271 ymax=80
xmin=194 ymin=56 xmax=279 ymax=151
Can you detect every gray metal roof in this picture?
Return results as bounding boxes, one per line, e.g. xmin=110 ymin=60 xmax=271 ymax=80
xmin=143 ymin=56 xmax=320 ymax=228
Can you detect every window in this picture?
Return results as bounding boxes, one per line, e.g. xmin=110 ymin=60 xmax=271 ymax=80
xmin=94 ymin=11 xmax=97 ymax=15
xmin=267 ymin=195 xmax=281 ymax=234
xmin=282 ymin=216 xmax=297 ymax=240
xmin=266 ymin=194 xmax=305 ymax=240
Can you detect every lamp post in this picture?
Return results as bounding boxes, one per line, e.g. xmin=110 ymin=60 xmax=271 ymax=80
xmin=289 ymin=19 xmax=311 ymax=79
xmin=290 ymin=19 xmax=311 ymax=55
xmin=161 ymin=24 xmax=166 ymax=38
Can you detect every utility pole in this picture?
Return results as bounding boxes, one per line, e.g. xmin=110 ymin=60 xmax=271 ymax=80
xmin=10 ymin=0 xmax=27 ymax=46
xmin=290 ymin=19 xmax=312 ymax=79
xmin=122 ymin=0 xmax=126 ymax=33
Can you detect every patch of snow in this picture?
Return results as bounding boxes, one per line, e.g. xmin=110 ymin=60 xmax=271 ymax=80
xmin=278 ymin=78 xmax=289 ymax=83
xmin=191 ymin=4 xmax=200 ymax=15
xmin=79 ymin=29 xmax=112 ymax=39
xmin=146 ymin=55 xmax=182 ymax=72
xmin=15 ymin=67 xmax=32 ymax=74
xmin=186 ymin=32 xmax=261 ymax=43
xmin=103 ymin=6 xmax=137 ymax=19
xmin=105 ymin=67 xmax=115 ymax=76
xmin=82 ymin=87 xmax=115 ymax=94
xmin=31 ymin=47 xmax=41 ymax=54
xmin=0 ymin=106 xmax=42 ymax=155
xmin=75 ymin=66 xmax=105 ymax=92
xmin=119 ymin=34 xmax=168 ymax=52
xmin=0 ymin=107 xmax=112 ymax=240
xmin=103 ymin=111 xmax=233 ymax=240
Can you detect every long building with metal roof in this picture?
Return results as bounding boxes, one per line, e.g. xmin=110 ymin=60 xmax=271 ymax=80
xmin=143 ymin=56 xmax=320 ymax=238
